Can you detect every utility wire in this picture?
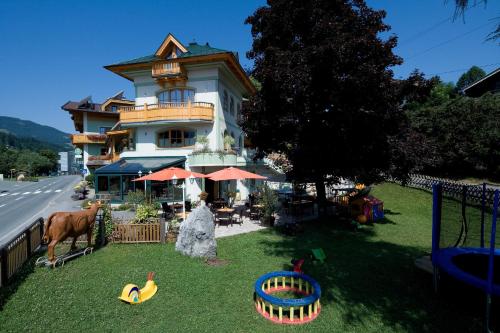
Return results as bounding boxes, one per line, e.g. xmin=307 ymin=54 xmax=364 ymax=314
xmin=428 ymin=62 xmax=500 ymax=76
xmin=405 ymin=21 xmax=495 ymax=60
xmin=399 ymin=0 xmax=486 ymax=46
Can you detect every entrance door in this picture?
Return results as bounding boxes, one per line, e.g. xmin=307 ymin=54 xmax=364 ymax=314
xmin=204 ymin=179 xmax=215 ymax=203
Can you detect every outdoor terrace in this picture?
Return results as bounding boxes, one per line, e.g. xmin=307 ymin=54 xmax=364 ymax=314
xmin=118 ymin=102 xmax=214 ymax=124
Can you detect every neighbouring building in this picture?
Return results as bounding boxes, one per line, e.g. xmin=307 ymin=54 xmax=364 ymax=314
xmin=62 ymin=92 xmax=135 ymax=175
xmin=58 ymin=151 xmax=76 ymax=175
xmin=462 ymin=67 xmax=500 ymax=97
xmin=63 ymin=33 xmax=280 ymax=202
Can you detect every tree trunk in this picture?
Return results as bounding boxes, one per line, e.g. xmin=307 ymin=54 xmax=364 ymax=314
xmin=315 ymin=177 xmax=327 ymax=218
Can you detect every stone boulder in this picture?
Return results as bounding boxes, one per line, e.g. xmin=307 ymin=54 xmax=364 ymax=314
xmin=175 ymin=203 xmax=217 ymax=258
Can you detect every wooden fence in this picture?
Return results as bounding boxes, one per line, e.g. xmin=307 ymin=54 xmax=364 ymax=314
xmin=0 ymin=218 xmax=44 ymax=288
xmin=399 ymin=174 xmax=498 ymax=207
xmin=112 ymin=223 xmax=165 ymax=244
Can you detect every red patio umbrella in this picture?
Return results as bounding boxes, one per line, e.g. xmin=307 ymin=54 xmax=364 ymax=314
xmin=133 ymin=167 xmax=207 ymax=219
xmin=206 ymin=167 xmax=267 ymax=181
xmin=134 ymin=167 xmax=206 ymax=182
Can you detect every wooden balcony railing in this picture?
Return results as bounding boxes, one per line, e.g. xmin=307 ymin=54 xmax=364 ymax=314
xmin=152 ymin=62 xmax=183 ymax=77
xmin=71 ymin=133 xmax=107 ymax=145
xmin=119 ymin=102 xmax=214 ymax=123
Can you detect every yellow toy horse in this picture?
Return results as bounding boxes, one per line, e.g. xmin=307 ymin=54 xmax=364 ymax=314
xmin=119 ymin=272 xmax=158 ymax=304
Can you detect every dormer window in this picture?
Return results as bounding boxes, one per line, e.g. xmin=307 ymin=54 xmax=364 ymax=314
xmin=223 ymin=90 xmax=228 ymax=112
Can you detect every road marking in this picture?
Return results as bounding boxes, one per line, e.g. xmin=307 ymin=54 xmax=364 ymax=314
xmin=55 ymin=189 xmax=62 ymax=193
xmin=15 ymin=196 xmax=24 ymax=201
xmin=34 ymin=190 xmax=41 ymax=194
xmin=0 ymin=193 xmax=7 ymax=197
xmin=22 ymin=192 xmax=31 ymax=195
xmin=44 ymin=190 xmax=52 ymax=193
xmin=0 ymin=204 xmax=5 ymax=208
xmin=11 ymin=193 xmax=19 ymax=196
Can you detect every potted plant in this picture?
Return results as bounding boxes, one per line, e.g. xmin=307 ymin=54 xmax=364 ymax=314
xmin=258 ymin=184 xmax=279 ymax=226
xmin=223 ymin=134 xmax=235 ymax=152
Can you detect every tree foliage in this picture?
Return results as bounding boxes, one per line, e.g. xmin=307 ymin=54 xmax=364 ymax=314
xmin=243 ymin=0 xmax=405 ymax=192
xmin=455 ymin=66 xmax=486 ymax=91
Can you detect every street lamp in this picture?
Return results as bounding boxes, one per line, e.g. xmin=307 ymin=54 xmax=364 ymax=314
xmin=138 ymin=170 xmax=146 ymax=192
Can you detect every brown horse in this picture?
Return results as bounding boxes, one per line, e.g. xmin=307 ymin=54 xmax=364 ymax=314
xmin=43 ymin=201 xmax=102 ymax=262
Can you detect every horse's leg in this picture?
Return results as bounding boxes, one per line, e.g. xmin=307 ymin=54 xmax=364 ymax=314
xmin=48 ymin=239 xmax=59 ymax=262
xmin=70 ymin=237 xmax=78 ymax=251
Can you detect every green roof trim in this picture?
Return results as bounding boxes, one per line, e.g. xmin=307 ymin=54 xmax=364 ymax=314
xmin=107 ymin=43 xmax=233 ymax=67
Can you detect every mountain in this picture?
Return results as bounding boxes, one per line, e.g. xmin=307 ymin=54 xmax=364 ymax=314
xmin=0 ymin=116 xmax=71 ymax=150
xmin=0 ymin=131 xmax=67 ymax=152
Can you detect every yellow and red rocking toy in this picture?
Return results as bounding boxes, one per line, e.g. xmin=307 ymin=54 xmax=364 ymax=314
xmin=119 ymin=272 xmax=158 ymax=304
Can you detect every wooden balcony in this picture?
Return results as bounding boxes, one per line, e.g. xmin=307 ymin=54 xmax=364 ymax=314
xmin=119 ymin=102 xmax=214 ymax=124
xmin=152 ymin=62 xmax=184 ymax=77
xmin=71 ymin=133 xmax=107 ymax=145
xmin=87 ymin=154 xmax=112 ymax=166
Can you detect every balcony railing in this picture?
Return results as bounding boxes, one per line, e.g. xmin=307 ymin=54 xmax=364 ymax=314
xmin=152 ymin=62 xmax=183 ymax=77
xmin=86 ymin=154 xmax=112 ymax=166
xmin=119 ymin=102 xmax=214 ymax=124
xmin=71 ymin=133 xmax=107 ymax=145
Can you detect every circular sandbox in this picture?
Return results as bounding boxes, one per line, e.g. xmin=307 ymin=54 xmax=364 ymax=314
xmin=254 ymin=271 xmax=321 ymax=324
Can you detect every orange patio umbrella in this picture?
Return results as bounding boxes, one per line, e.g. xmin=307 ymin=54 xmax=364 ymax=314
xmin=133 ymin=167 xmax=207 ymax=219
xmin=206 ymin=167 xmax=267 ymax=181
xmin=134 ymin=167 xmax=206 ymax=182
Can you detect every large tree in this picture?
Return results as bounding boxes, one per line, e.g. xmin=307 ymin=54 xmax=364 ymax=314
xmin=456 ymin=65 xmax=486 ymax=92
xmin=243 ymin=0 xmax=405 ymax=206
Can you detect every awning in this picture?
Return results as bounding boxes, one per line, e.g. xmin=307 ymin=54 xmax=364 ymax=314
xmin=94 ymin=157 xmax=186 ymax=175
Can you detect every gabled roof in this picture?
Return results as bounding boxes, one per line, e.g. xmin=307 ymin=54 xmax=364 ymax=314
xmin=107 ymin=42 xmax=231 ymax=67
xmin=462 ymin=67 xmax=500 ymax=96
xmin=104 ymin=33 xmax=255 ymax=94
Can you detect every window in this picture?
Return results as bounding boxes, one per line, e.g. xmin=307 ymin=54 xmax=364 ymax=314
xmin=111 ymin=105 xmax=118 ymax=112
xmin=158 ymin=131 xmax=170 ymax=147
xmin=170 ymin=89 xmax=182 ymax=103
xmin=157 ymin=88 xmax=195 ymax=104
xmin=100 ymin=148 xmax=108 ymax=156
xmin=99 ymin=127 xmax=111 ymax=134
xmin=223 ymin=90 xmax=228 ymax=112
xmin=229 ymin=97 xmax=235 ymax=116
xmin=157 ymin=129 xmax=196 ymax=148
xmin=170 ymin=130 xmax=183 ymax=146
xmin=184 ymin=131 xmax=196 ymax=146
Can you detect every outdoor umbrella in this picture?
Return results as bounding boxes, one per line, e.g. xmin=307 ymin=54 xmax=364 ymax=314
xmin=206 ymin=167 xmax=267 ymax=205
xmin=206 ymin=167 xmax=267 ymax=181
xmin=134 ymin=167 xmax=207 ymax=219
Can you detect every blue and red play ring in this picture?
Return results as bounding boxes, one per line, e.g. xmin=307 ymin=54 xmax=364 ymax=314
xmin=254 ymin=271 xmax=321 ymax=324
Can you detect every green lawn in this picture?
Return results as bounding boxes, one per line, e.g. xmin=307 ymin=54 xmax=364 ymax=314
xmin=0 ymin=183 xmax=491 ymax=332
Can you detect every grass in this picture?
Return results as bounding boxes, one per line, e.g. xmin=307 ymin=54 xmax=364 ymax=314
xmin=0 ymin=183 xmax=496 ymax=332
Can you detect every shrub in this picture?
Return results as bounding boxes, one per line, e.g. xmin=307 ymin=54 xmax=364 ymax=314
xmin=114 ymin=203 xmax=132 ymax=211
xmin=81 ymin=199 xmax=92 ymax=209
xmin=127 ymin=191 xmax=145 ymax=208
xmin=93 ymin=203 xmax=113 ymax=246
xmin=85 ymin=174 xmax=95 ymax=188
xmin=134 ymin=204 xmax=159 ymax=223
xmin=257 ymin=184 xmax=279 ymax=220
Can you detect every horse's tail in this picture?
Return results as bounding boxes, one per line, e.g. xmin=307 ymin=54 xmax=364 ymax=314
xmin=43 ymin=213 xmax=57 ymax=243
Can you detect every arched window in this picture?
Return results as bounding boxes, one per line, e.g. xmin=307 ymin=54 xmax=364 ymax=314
xmin=157 ymin=88 xmax=195 ymax=104
xmin=157 ymin=129 xmax=196 ymax=148
xmin=229 ymin=97 xmax=235 ymax=116
xmin=223 ymin=90 xmax=228 ymax=112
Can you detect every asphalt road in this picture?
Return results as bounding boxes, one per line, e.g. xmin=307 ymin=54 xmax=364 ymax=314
xmin=0 ymin=175 xmax=82 ymax=247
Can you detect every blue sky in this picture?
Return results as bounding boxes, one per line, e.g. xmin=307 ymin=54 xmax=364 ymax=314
xmin=0 ymin=0 xmax=498 ymax=133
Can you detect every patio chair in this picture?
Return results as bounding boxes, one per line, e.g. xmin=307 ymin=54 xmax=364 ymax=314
xmin=249 ymin=206 xmax=261 ymax=221
xmin=215 ymin=210 xmax=233 ymax=227
xmin=232 ymin=208 xmax=244 ymax=225
xmin=161 ymin=202 xmax=175 ymax=220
